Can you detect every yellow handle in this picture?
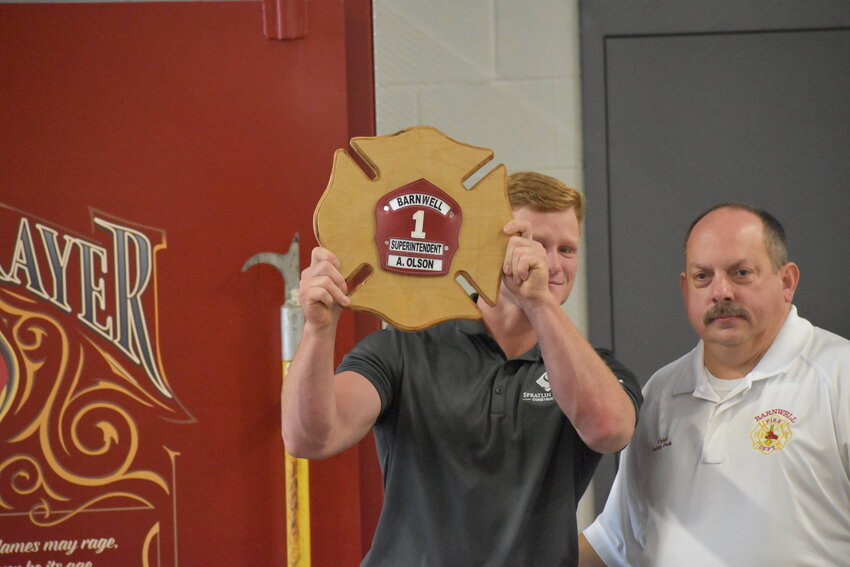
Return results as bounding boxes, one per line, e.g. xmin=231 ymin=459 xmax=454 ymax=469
xmin=283 ymin=361 xmax=311 ymax=567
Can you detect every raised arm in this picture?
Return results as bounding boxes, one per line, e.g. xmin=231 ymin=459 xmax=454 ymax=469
xmin=502 ymin=217 xmax=637 ymax=453
xmin=280 ymin=247 xmax=381 ymax=459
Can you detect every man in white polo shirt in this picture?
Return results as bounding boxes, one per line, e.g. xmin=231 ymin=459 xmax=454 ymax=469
xmin=579 ymin=203 xmax=850 ymax=566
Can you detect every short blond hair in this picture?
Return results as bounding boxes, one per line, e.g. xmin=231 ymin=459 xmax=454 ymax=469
xmin=507 ymin=171 xmax=586 ymax=224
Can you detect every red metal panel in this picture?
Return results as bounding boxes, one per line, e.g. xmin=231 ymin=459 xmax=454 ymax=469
xmin=0 ymin=1 xmax=378 ymax=565
xmin=263 ymin=0 xmax=308 ymax=40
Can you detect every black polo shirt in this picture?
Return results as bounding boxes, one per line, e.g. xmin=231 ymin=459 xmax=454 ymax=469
xmin=338 ymin=319 xmax=641 ymax=567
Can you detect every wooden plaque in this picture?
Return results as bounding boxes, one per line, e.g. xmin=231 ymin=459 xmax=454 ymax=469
xmin=313 ymin=126 xmax=512 ymax=330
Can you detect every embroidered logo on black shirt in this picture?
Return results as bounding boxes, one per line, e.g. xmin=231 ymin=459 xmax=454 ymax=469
xmin=522 ymin=372 xmax=554 ymax=403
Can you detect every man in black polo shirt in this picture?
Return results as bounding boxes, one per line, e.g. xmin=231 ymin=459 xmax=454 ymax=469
xmin=283 ymin=172 xmax=642 ymax=566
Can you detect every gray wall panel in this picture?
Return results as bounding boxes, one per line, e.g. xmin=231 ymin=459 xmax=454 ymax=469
xmin=580 ymin=0 xmax=850 ymax=513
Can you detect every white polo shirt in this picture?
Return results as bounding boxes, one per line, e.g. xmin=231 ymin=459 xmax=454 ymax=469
xmin=584 ymin=307 xmax=850 ymax=566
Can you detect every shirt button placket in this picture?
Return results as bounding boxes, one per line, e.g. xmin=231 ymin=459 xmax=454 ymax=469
xmin=701 ymin=404 xmax=725 ymax=464
xmin=490 ymin=366 xmax=507 ymax=415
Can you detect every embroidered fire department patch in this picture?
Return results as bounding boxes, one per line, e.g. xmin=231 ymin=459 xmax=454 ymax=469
xmin=749 ymin=409 xmax=795 ymax=455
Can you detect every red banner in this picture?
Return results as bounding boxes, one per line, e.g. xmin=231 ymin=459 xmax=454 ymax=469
xmin=0 ymin=205 xmax=190 ymax=566
xmin=0 ymin=2 xmax=380 ymax=566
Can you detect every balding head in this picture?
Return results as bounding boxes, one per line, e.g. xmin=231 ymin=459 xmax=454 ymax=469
xmin=684 ymin=203 xmax=788 ymax=272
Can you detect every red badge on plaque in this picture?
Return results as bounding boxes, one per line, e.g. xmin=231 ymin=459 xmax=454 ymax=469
xmin=375 ymin=179 xmax=461 ymax=277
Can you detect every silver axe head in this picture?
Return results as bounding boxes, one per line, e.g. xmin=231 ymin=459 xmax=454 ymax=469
xmin=242 ymin=233 xmax=301 ymax=307
xmin=242 ymin=233 xmax=304 ymax=360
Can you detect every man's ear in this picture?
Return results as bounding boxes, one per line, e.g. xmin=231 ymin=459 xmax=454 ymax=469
xmin=679 ymin=271 xmax=687 ymax=296
xmin=780 ymin=262 xmax=800 ymax=303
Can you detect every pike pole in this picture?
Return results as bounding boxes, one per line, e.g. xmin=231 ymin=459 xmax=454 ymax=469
xmin=242 ymin=234 xmax=311 ymax=567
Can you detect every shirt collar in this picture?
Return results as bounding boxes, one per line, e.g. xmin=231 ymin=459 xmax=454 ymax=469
xmin=455 ymin=319 xmax=542 ymax=360
xmin=677 ymin=305 xmax=811 ymax=396
xmin=456 ymin=318 xmax=488 ymax=335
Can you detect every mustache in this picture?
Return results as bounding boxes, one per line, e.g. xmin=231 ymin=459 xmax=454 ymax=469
xmin=703 ymin=303 xmax=750 ymax=326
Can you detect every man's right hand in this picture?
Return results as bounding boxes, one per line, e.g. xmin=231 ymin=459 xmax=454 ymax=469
xmin=299 ymin=246 xmax=351 ymax=329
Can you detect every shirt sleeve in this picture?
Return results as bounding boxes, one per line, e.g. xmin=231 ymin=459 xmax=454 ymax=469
xmin=336 ymin=327 xmax=402 ymax=417
xmin=832 ymin=343 xmax=850 ymax=481
xmin=583 ymin=439 xmax=646 ymax=567
xmin=595 ymin=347 xmax=644 ymax=422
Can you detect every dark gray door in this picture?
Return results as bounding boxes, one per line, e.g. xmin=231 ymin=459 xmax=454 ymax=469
xmin=580 ymin=0 xmax=850 ymax=511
